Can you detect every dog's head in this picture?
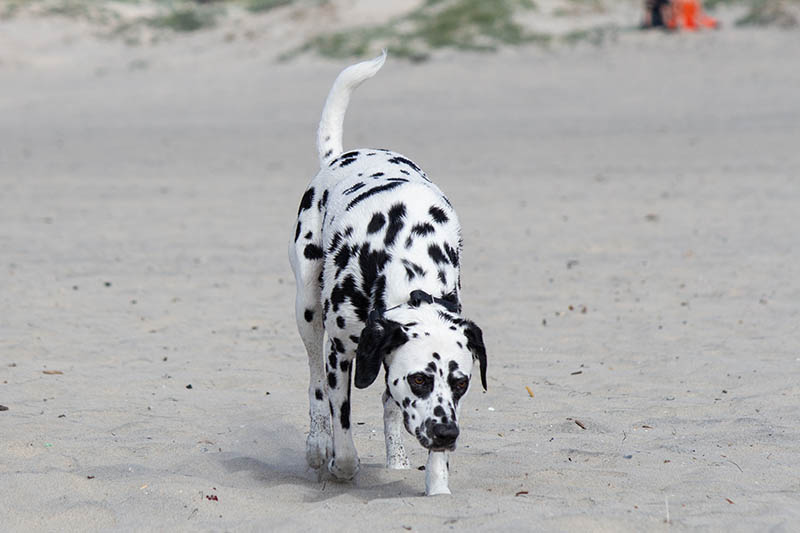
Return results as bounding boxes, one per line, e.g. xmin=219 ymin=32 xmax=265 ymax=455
xmin=354 ymin=291 xmax=487 ymax=451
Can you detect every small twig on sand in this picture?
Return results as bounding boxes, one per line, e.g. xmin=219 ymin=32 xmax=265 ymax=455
xmin=727 ymin=460 xmax=743 ymax=473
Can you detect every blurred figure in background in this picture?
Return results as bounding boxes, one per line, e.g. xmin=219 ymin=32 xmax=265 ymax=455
xmin=642 ymin=0 xmax=672 ymax=28
xmin=642 ymin=0 xmax=718 ymax=30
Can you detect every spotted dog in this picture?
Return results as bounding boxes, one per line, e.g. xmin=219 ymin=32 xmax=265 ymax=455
xmin=288 ymin=51 xmax=488 ymax=496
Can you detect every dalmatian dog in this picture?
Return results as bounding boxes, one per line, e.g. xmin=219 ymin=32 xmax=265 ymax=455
xmin=288 ymin=51 xmax=488 ymax=496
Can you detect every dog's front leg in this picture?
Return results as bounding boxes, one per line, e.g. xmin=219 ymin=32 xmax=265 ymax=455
xmin=425 ymin=450 xmax=450 ymax=495
xmin=325 ymin=344 xmax=359 ymax=480
xmin=382 ymin=389 xmax=411 ymax=469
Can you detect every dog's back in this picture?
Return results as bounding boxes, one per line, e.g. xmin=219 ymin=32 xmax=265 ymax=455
xmin=292 ymin=52 xmax=462 ymax=332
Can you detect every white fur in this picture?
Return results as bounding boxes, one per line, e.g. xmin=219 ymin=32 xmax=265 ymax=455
xmin=317 ymin=50 xmax=387 ymax=166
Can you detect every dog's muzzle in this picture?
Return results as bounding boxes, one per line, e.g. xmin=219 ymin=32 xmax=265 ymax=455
xmin=429 ymin=421 xmax=459 ymax=451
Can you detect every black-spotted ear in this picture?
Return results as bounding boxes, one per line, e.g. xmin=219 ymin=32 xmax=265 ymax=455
xmin=463 ymin=320 xmax=487 ymax=391
xmin=354 ymin=312 xmax=409 ymax=389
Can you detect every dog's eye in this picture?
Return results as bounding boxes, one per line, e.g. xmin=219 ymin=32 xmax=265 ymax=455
xmin=456 ymin=379 xmax=467 ymax=390
xmin=408 ymin=373 xmax=433 ymax=397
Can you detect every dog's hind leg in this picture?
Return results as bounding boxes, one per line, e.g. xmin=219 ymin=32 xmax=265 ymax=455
xmin=289 ymin=209 xmax=331 ymax=469
xmin=383 ymin=389 xmax=411 ymax=469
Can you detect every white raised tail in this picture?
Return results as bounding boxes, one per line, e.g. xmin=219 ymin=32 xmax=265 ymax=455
xmin=316 ymin=50 xmax=387 ymax=166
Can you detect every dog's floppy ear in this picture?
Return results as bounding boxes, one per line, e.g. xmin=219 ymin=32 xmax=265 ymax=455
xmin=355 ymin=311 xmax=409 ymax=389
xmin=463 ymin=320 xmax=487 ymax=391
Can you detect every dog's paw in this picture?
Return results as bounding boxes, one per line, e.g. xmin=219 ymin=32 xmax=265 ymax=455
xmin=425 ymin=485 xmax=451 ymax=496
xmin=328 ymin=456 xmax=359 ymax=480
xmin=306 ymin=432 xmax=332 ymax=469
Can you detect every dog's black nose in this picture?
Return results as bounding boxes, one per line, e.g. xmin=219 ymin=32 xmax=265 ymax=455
xmin=431 ymin=422 xmax=459 ymax=448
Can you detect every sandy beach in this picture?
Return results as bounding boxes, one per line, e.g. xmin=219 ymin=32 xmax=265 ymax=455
xmin=2 ymin=3 xmax=800 ymax=530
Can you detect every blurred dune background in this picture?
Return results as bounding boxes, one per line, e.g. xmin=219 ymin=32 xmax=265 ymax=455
xmin=1 ymin=1 xmax=799 ymax=531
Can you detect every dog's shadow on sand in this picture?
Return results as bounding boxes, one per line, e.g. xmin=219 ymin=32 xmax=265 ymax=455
xmin=218 ymin=424 xmax=422 ymax=501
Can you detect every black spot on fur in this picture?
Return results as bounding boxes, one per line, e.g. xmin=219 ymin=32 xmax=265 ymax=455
xmin=336 ymin=316 xmax=345 ymax=329
xmin=432 ymin=352 xmax=441 ymax=360
xmin=334 ymin=245 xmax=352 ymax=277
xmin=373 ymin=274 xmax=387 ymax=314
xmin=350 ymin=335 xmax=360 ymax=344
xmin=384 ymin=203 xmax=406 ymax=247
xmin=330 ymin=278 xmax=349 ymax=312
xmin=457 ymin=341 xmax=463 ymax=349
xmin=304 ymin=231 xmax=313 ymax=240
xmin=429 ymin=206 xmax=449 ymax=224
xmin=294 ymin=220 xmax=302 ymax=242
xmin=304 ymin=244 xmax=323 ymax=260
xmin=331 ymin=274 xmax=371 ymax=323
xmin=333 ymin=337 xmax=345 ymax=354
xmin=370 ymin=172 xmax=384 ymax=178
xmin=428 ymin=244 xmax=449 ymax=265
xmin=328 ymin=372 xmax=337 ymax=389
xmin=344 ymin=182 xmax=366 ymax=195
xmin=411 ymin=223 xmax=435 ymax=236
xmin=324 ymin=149 xmax=333 ymax=158
xmin=444 ymin=242 xmax=459 ymax=267
xmin=317 ymin=189 xmax=329 ymax=211
xmin=427 ymin=362 xmax=437 ymax=372
xmin=433 ymin=405 xmax=446 ymax=417
xmin=315 ymin=388 xmax=323 ymax=401
xmin=438 ymin=270 xmax=447 ymax=285
xmin=393 ymin=378 xmax=399 ymax=386
xmin=402 ymin=259 xmax=426 ymax=279
xmin=343 ymin=226 xmax=354 ymax=237
xmin=449 ymin=361 xmax=459 ymax=372
xmin=346 ymin=181 xmax=405 ymax=210
xmin=328 ymin=232 xmax=343 ymax=253
xmin=340 ymin=359 xmax=350 ymax=372
xmin=387 ymin=156 xmax=422 ymax=173
xmin=337 ymin=151 xmax=360 ymax=168
xmin=304 ymin=309 xmax=314 ymax=322
xmin=328 ymin=351 xmax=338 ymax=369
xmin=402 ymin=397 xmax=411 ymax=408
xmin=367 ymin=212 xmax=386 ymax=234
xmin=405 ymin=236 xmax=413 ymax=249
xmin=340 ymin=401 xmax=351 ymax=429
xmin=358 ymin=244 xmax=391 ymax=306
xmin=298 ymin=187 xmax=314 ymax=214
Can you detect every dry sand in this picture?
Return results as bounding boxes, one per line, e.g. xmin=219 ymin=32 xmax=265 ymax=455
xmin=1 ymin=9 xmax=800 ymax=532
